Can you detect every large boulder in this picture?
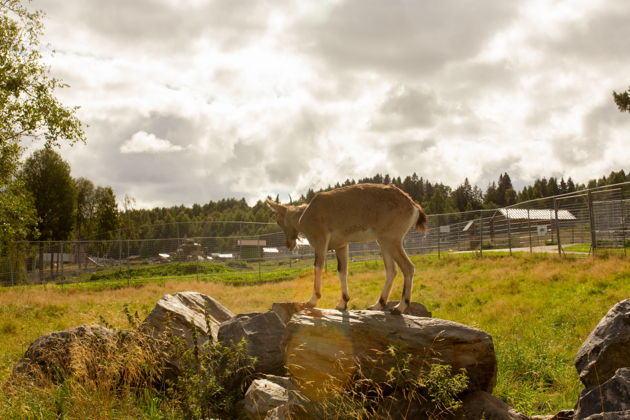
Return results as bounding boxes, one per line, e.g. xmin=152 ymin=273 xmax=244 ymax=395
xmin=141 ymin=291 xmax=234 ymax=346
xmin=218 ymin=311 xmax=287 ymax=375
xmin=243 ymin=378 xmax=289 ymax=420
xmin=582 ymin=412 xmax=630 ymax=419
xmin=575 ymin=368 xmax=630 ymax=420
xmin=378 ymin=301 xmax=432 ymax=318
xmin=575 ymin=299 xmax=630 ymax=389
xmin=450 ymin=391 xmax=529 ymax=420
xmin=13 ymin=325 xmax=117 ymax=382
xmin=283 ymin=309 xmax=496 ymax=396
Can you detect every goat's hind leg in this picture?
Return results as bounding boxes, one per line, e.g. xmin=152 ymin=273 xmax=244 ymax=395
xmin=305 ymin=245 xmax=326 ymax=308
xmin=335 ymin=245 xmax=349 ymax=311
xmin=368 ymin=247 xmax=397 ymax=311
xmin=390 ymin=245 xmax=414 ymax=315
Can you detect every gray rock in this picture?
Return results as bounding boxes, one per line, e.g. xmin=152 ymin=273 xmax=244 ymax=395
xmin=582 ymin=411 xmax=630 ymax=420
xmin=264 ymin=403 xmax=312 ymax=420
xmin=243 ymin=378 xmax=289 ymax=420
xmin=13 ymin=325 xmax=117 ymax=382
xmin=533 ymin=410 xmax=575 ymax=420
xmin=380 ymin=301 xmax=432 ymax=317
xmin=575 ymin=299 xmax=630 ymax=389
xmin=451 ymin=391 xmax=529 ymax=420
xmin=284 ymin=309 xmax=496 ymax=396
xmin=218 ymin=311 xmax=287 ymax=375
xmin=271 ymin=302 xmax=304 ymax=325
xmin=141 ymin=291 xmax=234 ymax=347
xmin=575 ymin=368 xmax=630 ymax=420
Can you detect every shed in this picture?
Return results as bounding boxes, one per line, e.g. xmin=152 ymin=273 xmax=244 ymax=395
xmin=237 ymin=239 xmax=267 ymax=260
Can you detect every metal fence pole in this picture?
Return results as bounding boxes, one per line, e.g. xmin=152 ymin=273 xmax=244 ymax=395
xmin=527 ymin=209 xmax=532 ymax=254
xmin=8 ymin=247 xmax=14 ymax=286
xmin=437 ymin=228 xmax=441 ymax=258
xmin=479 ymin=212 xmax=483 ymax=257
xmin=506 ymin=208 xmax=512 ymax=256
xmin=554 ymin=199 xmax=562 ymax=256
xmin=61 ymin=241 xmax=64 ymax=280
xmin=587 ymin=190 xmax=597 ymax=254
xmin=621 ymin=197 xmax=627 ymax=257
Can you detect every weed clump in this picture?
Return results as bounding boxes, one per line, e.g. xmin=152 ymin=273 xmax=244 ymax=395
xmin=296 ymin=344 xmax=470 ymax=419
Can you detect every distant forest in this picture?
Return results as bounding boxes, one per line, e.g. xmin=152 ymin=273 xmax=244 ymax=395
xmin=14 ymin=148 xmax=630 ymax=242
xmin=116 ymin=169 xmax=630 ymax=241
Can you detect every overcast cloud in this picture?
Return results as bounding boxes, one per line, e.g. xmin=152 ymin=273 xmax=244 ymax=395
xmin=27 ymin=0 xmax=630 ymax=207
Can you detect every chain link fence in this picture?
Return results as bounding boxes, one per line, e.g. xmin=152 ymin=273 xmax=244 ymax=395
xmin=1 ymin=182 xmax=628 ymax=287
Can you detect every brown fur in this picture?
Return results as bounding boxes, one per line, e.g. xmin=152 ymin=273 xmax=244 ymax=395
xmin=267 ymin=183 xmax=427 ymax=314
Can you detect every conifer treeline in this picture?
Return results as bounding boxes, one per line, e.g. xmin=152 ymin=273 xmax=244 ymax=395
xmin=119 ymin=169 xmax=630 ymax=240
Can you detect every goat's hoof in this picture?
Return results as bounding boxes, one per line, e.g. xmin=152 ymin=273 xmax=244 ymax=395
xmin=302 ymin=301 xmax=316 ymax=309
xmin=335 ymin=304 xmax=347 ymax=311
xmin=367 ymin=303 xmax=384 ymax=311
xmin=390 ymin=306 xmax=404 ymax=316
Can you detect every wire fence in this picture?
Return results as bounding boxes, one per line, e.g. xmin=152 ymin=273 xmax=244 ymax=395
xmin=1 ymin=182 xmax=628 ymax=287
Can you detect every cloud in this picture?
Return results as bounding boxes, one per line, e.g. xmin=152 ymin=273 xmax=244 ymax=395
xmin=291 ymin=0 xmax=516 ymax=76
xmin=32 ymin=0 xmax=630 ymax=208
xmin=120 ymin=131 xmax=184 ymax=154
xmin=371 ymin=85 xmax=445 ymax=131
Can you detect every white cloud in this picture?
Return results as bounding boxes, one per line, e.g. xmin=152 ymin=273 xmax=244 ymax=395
xmin=120 ymin=131 xmax=183 ymax=154
xmin=29 ymin=0 xmax=630 ymax=207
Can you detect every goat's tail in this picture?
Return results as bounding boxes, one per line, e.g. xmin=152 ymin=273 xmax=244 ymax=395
xmin=415 ymin=204 xmax=428 ymax=232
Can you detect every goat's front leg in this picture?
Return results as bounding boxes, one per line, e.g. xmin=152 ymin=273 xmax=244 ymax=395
xmin=305 ymin=247 xmax=326 ymax=308
xmin=335 ymin=245 xmax=349 ymax=311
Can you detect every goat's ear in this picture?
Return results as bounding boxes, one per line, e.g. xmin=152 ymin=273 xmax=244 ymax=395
xmin=266 ymin=199 xmax=286 ymax=215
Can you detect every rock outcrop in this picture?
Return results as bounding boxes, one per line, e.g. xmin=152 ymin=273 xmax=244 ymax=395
xmin=283 ymin=308 xmax=497 ymax=395
xmin=13 ymin=325 xmax=117 ymax=382
xmin=218 ymin=311 xmax=287 ymax=375
xmin=141 ymin=291 xmax=234 ymax=346
xmin=575 ymin=368 xmax=630 ymax=420
xmin=243 ymin=378 xmax=289 ymax=420
xmin=575 ymin=299 xmax=630 ymax=389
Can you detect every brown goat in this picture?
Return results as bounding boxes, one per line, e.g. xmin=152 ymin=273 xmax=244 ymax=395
xmin=266 ymin=183 xmax=427 ymax=314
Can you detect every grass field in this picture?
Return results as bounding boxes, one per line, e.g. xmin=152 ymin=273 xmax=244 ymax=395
xmin=1 ymin=253 xmax=629 ymax=418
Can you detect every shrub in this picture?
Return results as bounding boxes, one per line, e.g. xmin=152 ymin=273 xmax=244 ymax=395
xmin=296 ymin=344 xmax=470 ymax=419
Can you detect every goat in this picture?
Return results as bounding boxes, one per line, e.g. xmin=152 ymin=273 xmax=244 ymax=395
xmin=266 ymin=183 xmax=427 ymax=314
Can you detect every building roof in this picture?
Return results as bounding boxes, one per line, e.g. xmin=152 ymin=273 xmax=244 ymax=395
xmin=237 ymin=239 xmax=267 ymax=246
xmin=498 ymin=208 xmax=576 ymax=220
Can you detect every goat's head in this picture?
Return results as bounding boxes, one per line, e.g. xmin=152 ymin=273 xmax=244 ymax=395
xmin=266 ymin=199 xmax=299 ymax=250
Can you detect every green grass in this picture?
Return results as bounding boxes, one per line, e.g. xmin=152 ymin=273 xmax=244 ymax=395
xmin=564 ymin=242 xmax=629 ymax=254
xmin=1 ymin=253 xmax=629 ymax=418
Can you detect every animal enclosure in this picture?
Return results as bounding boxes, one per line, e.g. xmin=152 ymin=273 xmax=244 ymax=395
xmin=1 ymin=182 xmax=628 ymax=287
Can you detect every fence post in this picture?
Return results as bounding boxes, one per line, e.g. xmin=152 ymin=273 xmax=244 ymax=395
xmin=621 ymin=197 xmax=627 ymax=257
xmin=527 ymin=209 xmax=532 ymax=254
xmin=587 ymin=190 xmax=597 ymax=254
xmin=479 ymin=212 xmax=483 ymax=257
xmin=554 ymin=199 xmax=562 ymax=256
xmin=8 ymin=246 xmax=14 ymax=287
xmin=506 ymin=208 xmax=512 ymax=256
xmin=437 ymin=227 xmax=441 ymax=258
xmin=61 ymin=241 xmax=64 ymax=280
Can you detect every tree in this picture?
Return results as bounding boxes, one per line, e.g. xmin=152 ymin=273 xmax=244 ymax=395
xmin=75 ymin=177 xmax=96 ymax=239
xmin=21 ymin=147 xmax=76 ymax=280
xmin=1 ymin=0 xmax=85 ymax=245
xmin=613 ymin=86 xmax=630 ymax=113
xmin=94 ymin=186 xmax=119 ymax=239
xmin=21 ymin=148 xmax=76 ymax=241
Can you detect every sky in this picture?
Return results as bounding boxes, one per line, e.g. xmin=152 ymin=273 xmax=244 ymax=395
xmin=28 ymin=0 xmax=630 ymax=208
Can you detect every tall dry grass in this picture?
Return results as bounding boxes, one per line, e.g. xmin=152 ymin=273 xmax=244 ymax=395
xmin=1 ymin=253 xmax=629 ymax=417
